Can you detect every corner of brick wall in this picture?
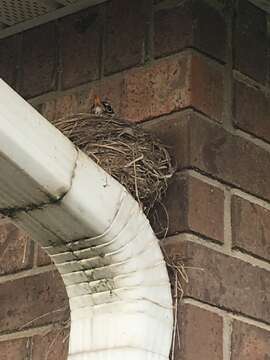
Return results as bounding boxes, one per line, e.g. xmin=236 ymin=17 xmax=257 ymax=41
xmin=0 ymin=0 xmax=270 ymax=358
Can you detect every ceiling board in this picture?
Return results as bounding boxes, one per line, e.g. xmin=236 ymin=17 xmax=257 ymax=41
xmin=0 ymin=0 xmax=107 ymax=39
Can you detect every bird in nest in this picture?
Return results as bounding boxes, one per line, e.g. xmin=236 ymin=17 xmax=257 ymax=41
xmin=91 ymin=95 xmax=115 ymax=117
xmin=54 ymin=95 xmax=174 ymax=216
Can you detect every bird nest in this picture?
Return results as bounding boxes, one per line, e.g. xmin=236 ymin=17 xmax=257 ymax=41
xmin=54 ymin=113 xmax=174 ymax=215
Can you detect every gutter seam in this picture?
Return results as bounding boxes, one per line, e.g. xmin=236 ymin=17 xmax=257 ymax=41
xmin=0 ymin=147 xmax=80 ymax=217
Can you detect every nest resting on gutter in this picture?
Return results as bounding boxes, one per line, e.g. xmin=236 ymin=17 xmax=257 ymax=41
xmin=54 ymin=113 xmax=174 ymax=216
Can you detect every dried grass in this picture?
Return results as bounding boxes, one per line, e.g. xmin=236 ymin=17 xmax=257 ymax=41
xmin=54 ymin=113 xmax=175 ymax=214
xmin=161 ymin=246 xmax=189 ymax=359
xmin=161 ymin=245 xmax=205 ymax=359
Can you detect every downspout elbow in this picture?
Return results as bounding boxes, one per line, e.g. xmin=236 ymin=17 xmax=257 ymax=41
xmin=0 ymin=80 xmax=173 ymax=359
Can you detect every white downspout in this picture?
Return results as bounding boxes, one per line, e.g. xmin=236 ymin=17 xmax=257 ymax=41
xmin=0 ymin=80 xmax=173 ymax=359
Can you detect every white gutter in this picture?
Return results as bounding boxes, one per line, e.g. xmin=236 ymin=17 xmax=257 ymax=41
xmin=0 ymin=80 xmax=173 ymax=359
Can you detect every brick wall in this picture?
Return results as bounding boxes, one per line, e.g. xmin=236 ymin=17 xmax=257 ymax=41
xmin=0 ymin=0 xmax=270 ymax=358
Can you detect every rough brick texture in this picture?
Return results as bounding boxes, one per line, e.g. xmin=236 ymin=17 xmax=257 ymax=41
xmin=120 ymin=53 xmax=191 ymax=121
xmin=43 ymin=52 xmax=191 ymax=122
xmin=60 ymin=6 xmax=103 ymax=89
xmin=104 ymin=0 xmax=148 ymax=74
xmin=154 ymin=0 xmax=227 ymax=62
xmin=37 ymin=245 xmax=52 ymax=266
xmin=42 ymin=51 xmax=224 ymax=123
xmin=0 ymin=330 xmax=69 ymax=359
xmin=32 ymin=328 xmax=69 ymax=360
xmin=232 ymin=195 xmax=270 ymax=261
xmin=152 ymin=172 xmax=224 ymax=242
xmin=0 ymin=221 xmax=34 ymax=275
xmin=231 ymin=321 xmax=270 ymax=360
xmin=234 ymin=0 xmax=268 ymax=83
xmin=0 ymin=35 xmax=19 ymax=89
xmin=234 ymin=80 xmax=270 ymax=142
xmin=0 ymin=271 xmax=69 ymax=333
xmin=175 ymin=303 xmax=223 ymax=360
xmin=0 ymin=338 xmax=31 ymax=359
xmin=42 ymin=73 xmax=125 ymax=122
xmin=21 ymin=23 xmax=57 ymax=98
xmin=190 ymin=52 xmax=224 ymax=122
xmin=165 ymin=238 xmax=270 ymax=323
xmin=149 ymin=110 xmax=270 ymax=201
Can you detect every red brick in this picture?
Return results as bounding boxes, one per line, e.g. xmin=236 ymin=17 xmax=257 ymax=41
xmin=42 ymin=52 xmax=224 ymax=123
xmin=190 ymin=53 xmax=224 ymax=122
xmin=104 ymin=0 xmax=148 ymax=74
xmin=232 ymin=196 xmax=270 ymax=262
xmin=0 ymin=35 xmax=19 ymax=88
xmin=148 ymin=110 xmax=270 ymax=202
xmin=0 ymin=271 xmax=69 ymax=333
xmin=231 ymin=321 xmax=270 ymax=360
xmin=32 ymin=327 xmax=69 ymax=360
xmin=153 ymin=173 xmax=224 ymax=242
xmin=60 ymin=6 xmax=103 ymax=89
xmin=42 ymin=94 xmax=78 ymax=123
xmin=175 ymin=303 xmax=223 ymax=360
xmin=234 ymin=80 xmax=270 ymax=142
xmin=21 ymin=23 xmax=57 ymax=98
xmin=42 ymin=53 xmax=191 ymax=122
xmin=42 ymin=74 xmax=124 ymax=122
xmin=154 ymin=0 xmax=226 ymax=62
xmin=122 ymin=52 xmax=224 ymax=122
xmin=0 ymin=222 xmax=34 ymax=275
xmin=165 ymin=237 xmax=270 ymax=323
xmin=234 ymin=0 xmax=267 ymax=84
xmin=120 ymin=53 xmax=191 ymax=122
xmin=37 ymin=245 xmax=52 ymax=266
xmin=165 ymin=239 xmax=270 ymax=322
xmin=0 ymin=338 xmax=31 ymax=359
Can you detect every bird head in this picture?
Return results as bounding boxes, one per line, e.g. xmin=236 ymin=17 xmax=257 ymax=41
xmin=91 ymin=95 xmax=115 ymax=117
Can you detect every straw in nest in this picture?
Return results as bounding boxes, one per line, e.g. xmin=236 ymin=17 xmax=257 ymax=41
xmin=54 ymin=113 xmax=174 ymax=215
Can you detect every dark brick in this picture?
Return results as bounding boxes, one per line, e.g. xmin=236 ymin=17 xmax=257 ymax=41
xmin=0 ymin=338 xmax=31 ymax=359
xmin=0 ymin=35 xmax=19 ymax=88
xmin=234 ymin=0 xmax=267 ymax=84
xmin=154 ymin=173 xmax=224 ymax=242
xmin=104 ymin=0 xmax=148 ymax=74
xmin=60 ymin=6 xmax=103 ymax=89
xmin=0 ymin=222 xmax=34 ymax=275
xmin=175 ymin=303 xmax=223 ymax=360
xmin=32 ymin=327 xmax=69 ymax=360
xmin=37 ymin=245 xmax=52 ymax=266
xmin=232 ymin=196 xmax=270 ymax=262
xmin=154 ymin=1 xmax=193 ymax=58
xmin=0 ymin=271 xmax=69 ymax=333
xmin=165 ymin=239 xmax=270 ymax=323
xmin=234 ymin=80 xmax=270 ymax=142
xmin=21 ymin=23 xmax=57 ymax=98
xmin=190 ymin=53 xmax=224 ymax=122
xmin=154 ymin=0 xmax=227 ymax=62
xmin=147 ymin=110 xmax=270 ymax=201
xmin=191 ymin=1 xmax=226 ymax=62
xmin=231 ymin=321 xmax=270 ymax=360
